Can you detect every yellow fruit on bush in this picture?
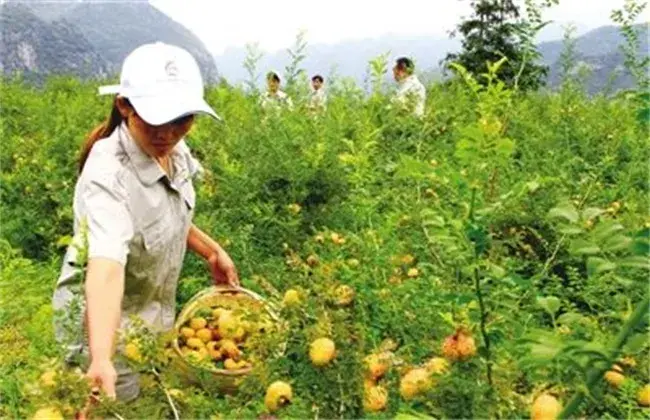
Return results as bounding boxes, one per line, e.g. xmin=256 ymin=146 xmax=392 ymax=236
xmin=347 ymin=258 xmax=360 ymax=268
xmin=604 ymin=370 xmax=625 ymax=388
xmin=424 ymin=357 xmax=449 ymax=375
xmin=124 ymin=342 xmax=143 ymax=363
xmin=364 ymin=384 xmax=388 ymax=412
xmin=330 ymin=232 xmax=345 ymax=244
xmin=32 ymin=407 xmax=63 ymax=420
xmin=407 ymin=268 xmax=419 ymax=278
xmin=364 ymin=377 xmax=376 ymax=390
xmin=186 ymin=337 xmax=204 ymax=350
xmin=365 ymin=353 xmax=390 ymax=380
xmin=306 ymin=254 xmax=319 ymax=267
xmin=39 ymin=370 xmax=57 ymax=387
xmin=335 ymin=285 xmax=355 ymax=306
xmin=400 ymin=254 xmax=415 ymax=265
xmin=220 ymin=339 xmax=241 ymax=359
xmin=637 ymin=384 xmax=650 ymax=406
xmin=264 ymin=381 xmax=293 ymax=412
xmin=190 ymin=317 xmax=208 ymax=330
xmin=196 ymin=328 xmax=213 ymax=343
xmin=206 ymin=341 xmax=223 ymax=360
xmin=531 ymin=393 xmax=562 ymax=420
xmin=442 ymin=328 xmax=477 ymax=361
xmin=180 ymin=327 xmax=195 ymax=339
xmin=310 ymin=338 xmax=336 ymax=366
xmin=168 ymin=388 xmax=187 ymax=403
xmin=400 ymin=368 xmax=432 ymax=400
xmin=283 ymin=289 xmax=301 ymax=306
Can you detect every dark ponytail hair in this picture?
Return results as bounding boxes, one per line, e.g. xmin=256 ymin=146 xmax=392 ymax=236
xmin=79 ymin=97 xmax=131 ymax=173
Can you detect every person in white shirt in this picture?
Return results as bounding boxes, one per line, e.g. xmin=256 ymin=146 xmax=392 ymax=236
xmin=308 ymin=74 xmax=327 ymax=112
xmin=391 ymin=57 xmax=426 ymax=117
xmin=260 ymin=71 xmax=293 ymax=110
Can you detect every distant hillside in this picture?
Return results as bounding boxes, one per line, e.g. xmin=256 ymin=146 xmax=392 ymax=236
xmin=539 ymin=24 xmax=648 ymax=92
xmin=1 ymin=0 xmax=218 ymax=82
xmin=0 ymin=3 xmax=110 ymax=80
xmin=215 ymin=23 xmax=648 ymax=93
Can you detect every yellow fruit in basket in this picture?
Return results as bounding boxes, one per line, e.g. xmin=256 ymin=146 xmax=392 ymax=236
xmin=264 ymin=381 xmax=293 ymax=412
xmin=531 ymin=393 xmax=562 ymax=420
xmin=400 ymin=368 xmax=432 ymax=400
xmin=32 ymin=407 xmax=63 ymax=420
xmin=180 ymin=327 xmax=195 ymax=339
xmin=39 ymin=370 xmax=57 ymax=387
xmin=219 ymin=311 xmax=241 ymax=339
xmin=364 ymin=384 xmax=388 ymax=412
xmin=424 ymin=357 xmax=449 ymax=375
xmin=283 ymin=289 xmax=301 ymax=306
xmin=206 ymin=341 xmax=223 ymax=360
xmin=638 ymin=384 xmax=650 ymax=406
xmin=212 ymin=307 xmax=225 ymax=319
xmin=124 ymin=342 xmax=143 ymax=363
xmin=309 ymin=338 xmax=336 ymax=366
xmin=221 ymin=339 xmax=241 ymax=359
xmin=190 ymin=317 xmax=208 ymax=330
xmin=196 ymin=328 xmax=213 ymax=343
xmin=224 ymin=358 xmax=240 ymax=370
xmin=186 ymin=337 xmax=204 ymax=350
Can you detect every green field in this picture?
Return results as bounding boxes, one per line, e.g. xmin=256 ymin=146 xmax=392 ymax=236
xmin=1 ymin=60 xmax=649 ymax=419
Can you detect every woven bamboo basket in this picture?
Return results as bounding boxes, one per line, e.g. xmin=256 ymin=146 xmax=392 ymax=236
xmin=171 ymin=285 xmax=279 ymax=393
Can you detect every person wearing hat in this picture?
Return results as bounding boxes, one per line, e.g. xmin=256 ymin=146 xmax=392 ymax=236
xmin=52 ymin=42 xmax=239 ymax=403
xmin=391 ymin=57 xmax=426 ymax=117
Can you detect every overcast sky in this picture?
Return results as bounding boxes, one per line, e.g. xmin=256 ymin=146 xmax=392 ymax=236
xmin=150 ymin=0 xmax=645 ymax=54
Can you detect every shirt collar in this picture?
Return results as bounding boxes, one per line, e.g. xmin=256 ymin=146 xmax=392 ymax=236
xmin=117 ymin=123 xmax=187 ymax=186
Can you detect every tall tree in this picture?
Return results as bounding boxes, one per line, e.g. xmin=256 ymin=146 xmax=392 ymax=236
xmin=445 ymin=0 xmax=550 ymax=91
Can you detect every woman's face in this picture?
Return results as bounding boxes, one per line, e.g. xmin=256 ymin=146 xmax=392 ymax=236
xmin=116 ymin=98 xmax=194 ymax=158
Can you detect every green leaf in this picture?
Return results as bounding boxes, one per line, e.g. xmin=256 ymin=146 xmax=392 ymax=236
xmin=581 ymin=207 xmax=605 ymax=221
xmin=549 ymin=203 xmax=579 ymax=223
xmin=495 ymin=137 xmax=515 ymax=156
xmin=557 ymin=312 xmax=588 ymax=326
xmin=619 ymin=256 xmax=650 ymax=270
xmin=559 ymin=226 xmax=584 ymax=235
xmin=592 ymin=221 xmax=625 ymax=242
xmin=489 ymin=263 xmax=506 ymax=279
xmin=537 ymin=296 xmax=561 ymax=317
xmin=570 ymin=239 xmax=601 ymax=255
xmin=56 ymin=235 xmax=72 ymax=247
xmin=587 ymin=257 xmax=617 ymax=276
xmin=623 ymin=333 xmax=649 ymax=354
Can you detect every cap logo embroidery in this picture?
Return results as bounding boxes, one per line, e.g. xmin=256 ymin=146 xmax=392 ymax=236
xmin=165 ymin=60 xmax=179 ymax=78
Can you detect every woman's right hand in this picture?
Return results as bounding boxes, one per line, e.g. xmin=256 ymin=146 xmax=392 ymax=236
xmin=86 ymin=358 xmax=117 ymax=399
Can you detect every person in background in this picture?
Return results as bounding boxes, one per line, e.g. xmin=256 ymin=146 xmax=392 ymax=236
xmin=308 ymin=74 xmax=327 ymax=112
xmin=391 ymin=57 xmax=426 ymax=118
xmin=260 ymin=71 xmax=293 ymax=110
xmin=52 ymin=42 xmax=239 ymax=405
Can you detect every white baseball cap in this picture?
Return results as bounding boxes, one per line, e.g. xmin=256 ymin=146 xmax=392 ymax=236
xmin=98 ymin=42 xmax=220 ymax=125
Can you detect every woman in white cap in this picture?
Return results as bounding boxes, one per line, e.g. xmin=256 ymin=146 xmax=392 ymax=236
xmin=53 ymin=42 xmax=238 ymax=403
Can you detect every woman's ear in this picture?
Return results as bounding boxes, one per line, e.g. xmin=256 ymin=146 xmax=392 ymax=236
xmin=114 ymin=96 xmax=134 ymax=119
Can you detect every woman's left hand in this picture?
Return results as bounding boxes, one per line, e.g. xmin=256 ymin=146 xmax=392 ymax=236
xmin=208 ymin=250 xmax=239 ymax=287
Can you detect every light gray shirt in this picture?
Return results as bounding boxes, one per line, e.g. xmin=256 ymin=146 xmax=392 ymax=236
xmin=53 ymin=122 xmax=202 ymax=346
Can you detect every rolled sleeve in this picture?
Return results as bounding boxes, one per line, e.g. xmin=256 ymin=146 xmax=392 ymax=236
xmin=80 ymin=174 xmax=134 ymax=266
